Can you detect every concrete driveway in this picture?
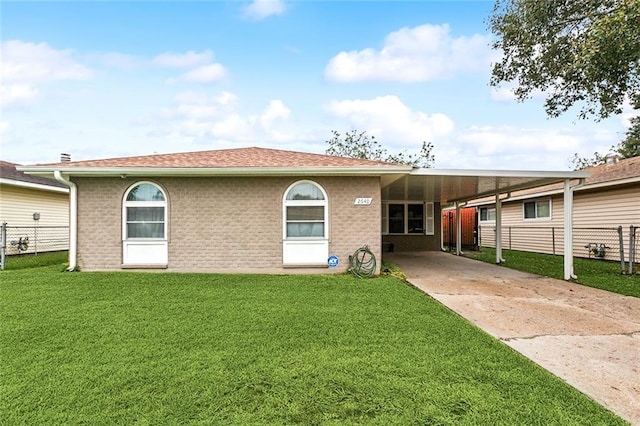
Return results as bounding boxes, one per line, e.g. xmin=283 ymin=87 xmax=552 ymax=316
xmin=385 ymin=251 xmax=640 ymax=425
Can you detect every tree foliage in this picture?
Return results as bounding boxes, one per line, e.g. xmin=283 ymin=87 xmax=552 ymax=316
xmin=490 ymin=0 xmax=640 ymax=168
xmin=325 ymin=130 xmax=435 ymax=168
xmin=489 ymin=0 xmax=640 ymax=121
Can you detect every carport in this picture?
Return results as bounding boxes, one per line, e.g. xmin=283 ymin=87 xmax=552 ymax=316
xmin=381 ymin=168 xmax=589 ymax=280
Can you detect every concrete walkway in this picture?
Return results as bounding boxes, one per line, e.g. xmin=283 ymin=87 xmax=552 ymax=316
xmin=385 ymin=251 xmax=640 ymax=425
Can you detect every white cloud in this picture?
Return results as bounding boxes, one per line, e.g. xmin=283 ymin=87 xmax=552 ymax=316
xmin=438 ymin=125 xmax=613 ymax=170
xmin=1 ymin=40 xmax=93 ymax=83
xmin=88 ymin=52 xmax=139 ymax=69
xmin=0 ymin=121 xmax=9 ymax=135
xmin=325 ymin=24 xmax=492 ymax=82
xmin=325 ymin=95 xmax=454 ymax=148
xmin=149 ymin=91 xmax=293 ymax=143
xmin=621 ymin=95 xmax=637 ymax=128
xmin=243 ymin=0 xmax=286 ymax=20
xmin=153 ymin=50 xmax=214 ymax=68
xmin=177 ymin=64 xmax=227 ymax=83
xmin=1 ymin=84 xmax=40 ymax=108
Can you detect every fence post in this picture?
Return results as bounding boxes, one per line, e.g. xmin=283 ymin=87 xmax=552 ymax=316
xmin=508 ymin=227 xmax=512 ymax=250
xmin=630 ymin=225 xmax=637 ymax=275
xmin=617 ymin=226 xmax=626 ymax=274
xmin=1 ymin=222 xmax=6 ymax=270
xmin=552 ymin=227 xmax=556 ymax=255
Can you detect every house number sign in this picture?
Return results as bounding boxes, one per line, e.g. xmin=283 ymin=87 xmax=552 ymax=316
xmin=354 ymin=198 xmax=373 ymax=205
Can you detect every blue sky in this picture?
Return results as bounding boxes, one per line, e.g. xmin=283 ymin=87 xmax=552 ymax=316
xmin=1 ymin=0 xmax=634 ymax=169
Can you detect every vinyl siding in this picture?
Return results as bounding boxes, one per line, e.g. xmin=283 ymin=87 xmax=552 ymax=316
xmin=0 ymin=184 xmax=70 ymax=254
xmin=478 ymin=185 xmax=639 ymax=262
xmin=0 ymin=184 xmax=69 ymax=226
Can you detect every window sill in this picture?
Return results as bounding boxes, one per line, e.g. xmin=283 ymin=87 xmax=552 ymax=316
xmin=283 ymin=263 xmax=328 ymax=269
xmin=121 ymin=264 xmax=168 ymax=269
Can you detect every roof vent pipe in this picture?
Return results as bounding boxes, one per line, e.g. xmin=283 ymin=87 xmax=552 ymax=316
xmin=605 ymin=153 xmax=620 ymax=164
xmin=60 ymin=153 xmax=71 ymax=162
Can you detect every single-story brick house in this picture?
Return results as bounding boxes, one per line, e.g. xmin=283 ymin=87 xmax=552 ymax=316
xmin=19 ymin=147 xmax=588 ymax=277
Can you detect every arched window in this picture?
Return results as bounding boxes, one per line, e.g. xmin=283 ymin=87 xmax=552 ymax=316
xmin=123 ymin=182 xmax=167 ymax=240
xmin=283 ymin=181 xmax=327 ymax=238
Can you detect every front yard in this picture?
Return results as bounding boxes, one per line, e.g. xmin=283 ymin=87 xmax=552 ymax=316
xmin=1 ymin=266 xmax=625 ymax=424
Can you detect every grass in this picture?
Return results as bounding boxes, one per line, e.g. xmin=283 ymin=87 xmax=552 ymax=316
xmin=469 ymin=248 xmax=640 ymax=298
xmin=1 ymin=250 xmax=68 ymax=271
xmin=1 ymin=266 xmax=625 ymax=425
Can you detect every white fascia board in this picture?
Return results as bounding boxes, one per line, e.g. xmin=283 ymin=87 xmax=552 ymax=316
xmin=0 ymin=177 xmax=69 ymax=193
xmin=466 ymin=175 xmax=639 ymax=207
xmin=410 ymin=168 xmax=589 ymax=179
xmin=18 ymin=165 xmax=412 ymax=178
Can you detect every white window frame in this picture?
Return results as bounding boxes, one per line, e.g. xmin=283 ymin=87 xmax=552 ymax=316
xmin=382 ymin=202 xmax=434 ymax=235
xmin=479 ymin=206 xmax=496 ymax=223
xmin=122 ymin=181 xmax=168 ymax=266
xmin=523 ymin=198 xmax=552 ymax=221
xmin=282 ymin=180 xmax=328 ymax=240
xmin=282 ymin=180 xmax=329 ymax=266
xmin=122 ymin=181 xmax=168 ymax=240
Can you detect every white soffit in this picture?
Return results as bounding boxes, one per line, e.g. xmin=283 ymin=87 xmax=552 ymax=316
xmin=404 ymin=169 xmax=589 ymax=204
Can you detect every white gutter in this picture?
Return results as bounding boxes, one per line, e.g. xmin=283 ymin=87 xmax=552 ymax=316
xmin=18 ymin=165 xmax=412 ymax=178
xmin=0 ymin=178 xmax=69 ymax=193
xmin=54 ymin=171 xmax=77 ymax=271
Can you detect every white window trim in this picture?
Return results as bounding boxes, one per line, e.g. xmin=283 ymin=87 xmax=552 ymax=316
xmin=522 ymin=198 xmax=552 ymax=221
xmin=382 ymin=201 xmax=435 ymax=236
xmin=282 ymin=180 xmax=328 ymax=240
xmin=479 ymin=206 xmax=496 ymax=223
xmin=122 ymin=181 xmax=168 ymax=241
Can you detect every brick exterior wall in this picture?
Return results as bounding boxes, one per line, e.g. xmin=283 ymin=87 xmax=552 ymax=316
xmin=73 ymin=176 xmax=381 ymax=273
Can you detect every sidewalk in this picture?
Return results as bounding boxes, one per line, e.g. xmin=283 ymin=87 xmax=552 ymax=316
xmin=386 ymin=251 xmax=640 ymax=425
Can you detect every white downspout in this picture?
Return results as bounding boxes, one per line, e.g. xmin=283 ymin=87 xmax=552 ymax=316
xmin=54 ymin=171 xmax=77 ymax=271
xmin=563 ymin=178 xmax=586 ymax=280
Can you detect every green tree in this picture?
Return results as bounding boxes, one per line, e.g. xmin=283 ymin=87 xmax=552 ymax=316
xmin=325 ymin=130 xmax=435 ymax=167
xmin=489 ymin=0 xmax=640 ymax=121
xmin=489 ymin=0 xmax=640 ymax=168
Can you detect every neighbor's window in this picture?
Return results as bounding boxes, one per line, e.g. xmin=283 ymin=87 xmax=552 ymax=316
xmin=284 ymin=181 xmax=327 ymax=238
xmin=523 ymin=199 xmax=551 ymax=220
xmin=479 ymin=207 xmax=496 ymax=222
xmin=382 ymin=202 xmax=434 ymax=235
xmin=123 ymin=182 xmax=167 ymax=239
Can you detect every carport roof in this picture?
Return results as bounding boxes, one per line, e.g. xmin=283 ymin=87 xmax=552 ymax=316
xmin=382 ymin=169 xmax=589 ymax=204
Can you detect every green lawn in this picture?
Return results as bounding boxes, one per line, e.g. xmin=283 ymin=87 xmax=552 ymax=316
xmin=469 ymin=248 xmax=640 ymax=298
xmin=1 ymin=266 xmax=625 ymax=425
xmin=1 ymin=250 xmax=68 ymax=271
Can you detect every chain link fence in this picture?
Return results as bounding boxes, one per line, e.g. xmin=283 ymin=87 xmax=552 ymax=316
xmin=1 ymin=223 xmax=69 ymax=270
xmin=479 ymin=225 xmax=639 ymax=273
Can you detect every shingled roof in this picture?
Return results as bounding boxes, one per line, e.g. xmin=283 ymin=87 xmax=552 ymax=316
xmin=33 ymin=147 xmax=404 ymax=169
xmin=0 ymin=161 xmax=67 ymax=189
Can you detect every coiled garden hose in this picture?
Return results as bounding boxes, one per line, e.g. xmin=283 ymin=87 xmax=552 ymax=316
xmin=349 ymin=245 xmax=376 ymax=278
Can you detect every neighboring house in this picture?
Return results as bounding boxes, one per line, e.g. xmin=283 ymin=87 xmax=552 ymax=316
xmin=0 ymin=160 xmax=70 ymax=254
xmin=19 ymin=147 xmax=587 ymax=274
xmin=470 ymin=155 xmax=640 ymax=263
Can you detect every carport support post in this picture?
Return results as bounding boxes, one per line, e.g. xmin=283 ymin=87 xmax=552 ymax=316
xmin=455 ymin=202 xmax=462 ymax=256
xmin=563 ymin=179 xmax=575 ymax=280
xmin=495 ymin=193 xmax=503 ymax=264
